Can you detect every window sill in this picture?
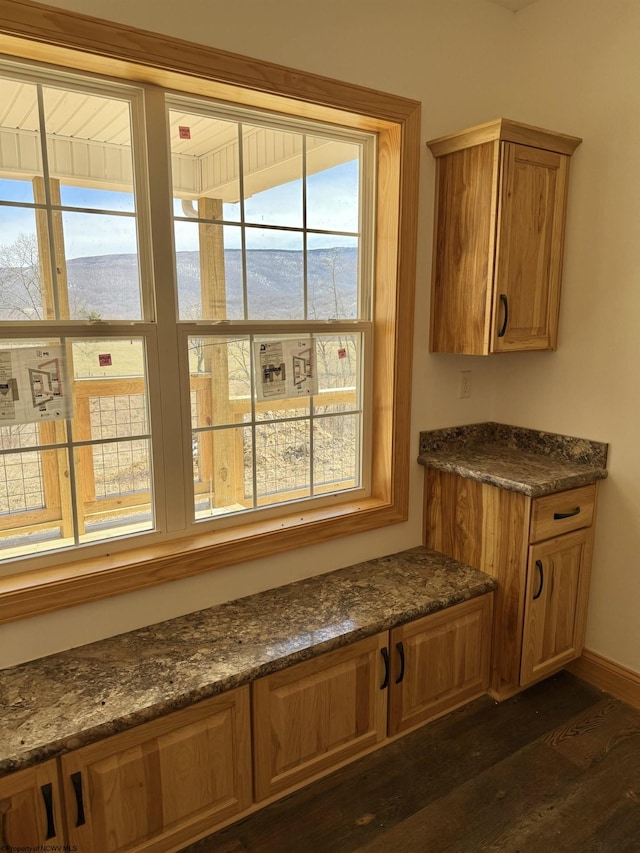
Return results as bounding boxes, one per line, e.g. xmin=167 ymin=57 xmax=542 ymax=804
xmin=0 ymin=496 xmax=407 ymax=624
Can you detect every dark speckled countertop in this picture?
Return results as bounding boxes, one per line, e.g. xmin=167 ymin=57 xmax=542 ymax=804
xmin=418 ymin=423 xmax=608 ymax=497
xmin=0 ymin=546 xmax=496 ymax=777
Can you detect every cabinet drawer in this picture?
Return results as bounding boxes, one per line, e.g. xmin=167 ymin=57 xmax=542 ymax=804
xmin=530 ymin=484 xmax=596 ymax=543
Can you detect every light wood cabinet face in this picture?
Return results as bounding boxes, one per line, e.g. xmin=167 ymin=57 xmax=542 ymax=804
xmin=424 ymin=468 xmax=530 ymax=696
xmin=520 ymin=529 xmax=592 ymax=686
xmin=430 ymin=141 xmax=499 ymax=355
xmin=530 ymin=484 xmax=596 ymax=543
xmin=0 ymin=759 xmax=65 ymax=847
xmin=60 ymin=687 xmax=252 ymax=853
xmin=388 ymin=595 xmax=493 ymax=736
xmin=428 ymin=120 xmax=579 ymax=356
xmin=492 ymin=143 xmax=568 ymax=352
xmin=5 ymin=604 xmax=496 ymax=846
xmin=252 ymin=632 xmax=388 ymax=801
xmin=424 ymin=469 xmax=597 ymax=700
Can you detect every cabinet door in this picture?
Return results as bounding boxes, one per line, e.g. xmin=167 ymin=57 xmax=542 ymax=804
xmin=61 ymin=686 xmax=252 ymax=853
xmin=492 ymin=142 xmax=569 ymax=352
xmin=0 ymin=759 xmax=65 ymax=847
xmin=388 ymin=595 xmax=493 ymax=737
xmin=252 ymin=632 xmax=388 ymax=801
xmin=521 ymin=529 xmax=592 ymax=686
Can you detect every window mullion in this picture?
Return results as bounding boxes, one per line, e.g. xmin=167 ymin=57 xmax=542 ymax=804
xmin=140 ymin=86 xmax=187 ymax=534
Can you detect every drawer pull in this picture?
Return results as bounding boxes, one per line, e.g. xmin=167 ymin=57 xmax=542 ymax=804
xmin=71 ymin=771 xmax=86 ymax=827
xmin=395 ymin=641 xmax=406 ymax=685
xmin=533 ymin=560 xmax=544 ymax=600
xmin=553 ymin=506 xmax=581 ymax=520
xmin=498 ymin=294 xmax=509 ymax=337
xmin=41 ymin=782 xmax=56 ymax=840
xmin=380 ymin=647 xmax=390 ymax=690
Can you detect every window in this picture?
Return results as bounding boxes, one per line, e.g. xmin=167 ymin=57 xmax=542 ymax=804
xmin=0 ymin=68 xmax=157 ymax=562
xmin=168 ymin=99 xmax=372 ymax=521
xmin=0 ymin=2 xmax=419 ymax=620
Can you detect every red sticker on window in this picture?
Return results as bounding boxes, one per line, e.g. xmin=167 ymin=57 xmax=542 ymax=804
xmin=179 ymin=126 xmax=191 ymax=139
xmin=338 ymin=348 xmax=347 ymax=359
xmin=99 ymin=353 xmax=112 ymax=366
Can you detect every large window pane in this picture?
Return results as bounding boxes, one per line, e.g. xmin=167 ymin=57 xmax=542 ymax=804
xmin=71 ymin=338 xmax=146 ymax=380
xmin=255 ymin=419 xmax=310 ymax=505
xmin=313 ymin=413 xmax=359 ymax=494
xmin=169 ymin=109 xmax=241 ymax=223
xmin=0 ymin=446 xmax=72 ymax=564
xmin=1 ymin=80 xmax=143 ymax=322
xmin=193 ymin=425 xmax=252 ymax=519
xmin=0 ymin=207 xmax=48 ymax=320
xmin=246 ymin=227 xmax=304 ymax=320
xmin=175 ymin=222 xmax=243 ymax=320
xmin=77 ymin=438 xmax=153 ymax=544
xmin=314 ymin=333 xmax=361 ymax=414
xmin=0 ymin=77 xmax=42 ymax=200
xmin=59 ymin=187 xmax=135 ymax=213
xmin=0 ymin=336 xmax=154 ymax=562
xmin=306 ymin=140 xmax=360 ymax=233
xmin=43 ymin=86 xmax=136 ymax=209
xmin=0 ymin=448 xmax=47 ymax=514
xmin=189 ymin=335 xmax=251 ymax=428
xmin=63 ymin=212 xmax=141 ymax=320
xmin=0 ymin=179 xmax=36 ymax=203
xmin=307 ymin=237 xmax=358 ymax=320
xmin=88 ymin=438 xmax=151 ymax=498
xmin=243 ymin=125 xmax=303 ymax=228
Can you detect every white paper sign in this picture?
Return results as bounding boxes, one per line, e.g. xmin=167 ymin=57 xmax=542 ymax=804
xmin=254 ymin=339 xmax=318 ymax=402
xmin=0 ymin=346 xmax=72 ymax=424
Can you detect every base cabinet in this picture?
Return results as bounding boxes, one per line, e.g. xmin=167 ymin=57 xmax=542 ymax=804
xmin=60 ymin=687 xmax=252 ymax=853
xmin=3 ymin=595 xmax=493 ymax=851
xmin=0 ymin=759 xmax=65 ymax=847
xmin=424 ymin=468 xmax=596 ymax=699
xmin=521 ymin=529 xmax=592 ymax=686
xmin=389 ymin=595 xmax=493 ymax=736
xmin=252 ymin=633 xmax=389 ymax=801
xmin=253 ymin=594 xmax=493 ymax=800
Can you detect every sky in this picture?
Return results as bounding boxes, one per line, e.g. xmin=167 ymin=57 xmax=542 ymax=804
xmin=0 ymin=159 xmax=360 ymax=260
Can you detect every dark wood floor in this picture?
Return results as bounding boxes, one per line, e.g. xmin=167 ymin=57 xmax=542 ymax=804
xmin=181 ymin=672 xmax=640 ymax=852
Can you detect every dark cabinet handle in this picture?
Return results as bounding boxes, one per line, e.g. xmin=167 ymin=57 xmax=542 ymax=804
xmin=71 ymin=771 xmax=86 ymax=827
xmin=533 ymin=559 xmax=544 ymax=600
xmin=380 ymin=647 xmax=390 ymax=690
xmin=395 ymin=641 xmax=405 ymax=684
xmin=553 ymin=506 xmax=581 ymax=520
xmin=497 ymin=294 xmax=509 ymax=337
xmin=40 ymin=782 xmax=56 ymax=840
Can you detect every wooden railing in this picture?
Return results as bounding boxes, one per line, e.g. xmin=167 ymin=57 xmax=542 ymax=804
xmin=0 ymin=375 xmax=357 ymax=543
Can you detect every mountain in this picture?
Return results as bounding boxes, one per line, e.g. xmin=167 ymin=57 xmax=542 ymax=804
xmin=67 ymin=248 xmax=358 ymax=320
xmin=0 ymin=247 xmax=359 ymax=321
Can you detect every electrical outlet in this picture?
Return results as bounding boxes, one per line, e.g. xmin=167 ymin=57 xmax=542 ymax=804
xmin=458 ymin=370 xmax=472 ymax=399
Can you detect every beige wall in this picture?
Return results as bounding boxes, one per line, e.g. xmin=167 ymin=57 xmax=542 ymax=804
xmin=487 ymin=0 xmax=640 ymax=672
xmin=7 ymin=0 xmax=637 ymax=676
xmin=1 ymin=0 xmax=515 ymax=668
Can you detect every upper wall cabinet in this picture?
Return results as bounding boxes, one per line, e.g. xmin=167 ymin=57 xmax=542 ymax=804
xmin=427 ymin=119 xmax=581 ymax=355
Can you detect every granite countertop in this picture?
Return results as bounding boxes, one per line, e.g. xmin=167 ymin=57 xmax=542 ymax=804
xmin=0 ymin=546 xmax=496 ymax=777
xmin=418 ymin=423 xmax=608 ymax=497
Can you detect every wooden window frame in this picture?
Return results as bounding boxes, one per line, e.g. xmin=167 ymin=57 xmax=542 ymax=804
xmin=0 ymin=0 xmax=420 ymax=624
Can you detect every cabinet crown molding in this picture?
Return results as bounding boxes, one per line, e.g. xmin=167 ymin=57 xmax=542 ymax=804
xmin=427 ymin=118 xmax=582 ymax=157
